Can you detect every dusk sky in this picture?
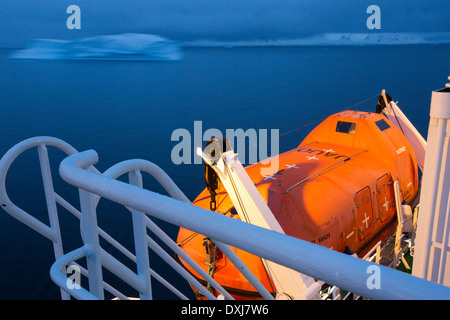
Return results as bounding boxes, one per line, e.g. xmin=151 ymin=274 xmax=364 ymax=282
xmin=1 ymin=0 xmax=449 ymax=47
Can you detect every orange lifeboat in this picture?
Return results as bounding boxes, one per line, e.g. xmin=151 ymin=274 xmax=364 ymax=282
xmin=176 ymin=109 xmax=419 ymax=299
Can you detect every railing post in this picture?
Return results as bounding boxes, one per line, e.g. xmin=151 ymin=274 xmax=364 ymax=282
xmin=128 ymin=170 xmax=152 ymax=300
xmin=37 ymin=144 xmax=70 ymax=300
xmin=79 ymin=186 xmax=104 ymax=299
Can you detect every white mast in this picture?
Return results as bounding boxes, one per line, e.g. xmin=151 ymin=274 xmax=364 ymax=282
xmin=413 ymin=77 xmax=450 ymax=286
xmin=381 ymin=89 xmax=427 ymax=171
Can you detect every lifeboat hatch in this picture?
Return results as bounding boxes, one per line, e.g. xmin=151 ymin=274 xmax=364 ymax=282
xmin=354 ymin=187 xmax=375 ymax=240
xmin=376 ymin=174 xmax=395 ymax=222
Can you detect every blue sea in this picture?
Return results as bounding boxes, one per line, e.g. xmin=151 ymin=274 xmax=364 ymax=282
xmin=0 ymin=45 xmax=449 ymax=299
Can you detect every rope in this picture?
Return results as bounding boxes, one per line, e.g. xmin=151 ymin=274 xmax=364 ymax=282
xmin=206 ymin=244 xmax=218 ymax=292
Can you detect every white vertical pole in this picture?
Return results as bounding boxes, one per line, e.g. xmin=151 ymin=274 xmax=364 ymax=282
xmin=128 ymin=170 xmax=153 ymax=300
xmin=79 ymin=186 xmax=104 ymax=299
xmin=37 ymin=145 xmax=70 ymax=300
xmin=413 ymin=78 xmax=450 ymax=287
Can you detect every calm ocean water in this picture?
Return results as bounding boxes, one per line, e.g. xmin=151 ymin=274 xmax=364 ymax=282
xmin=0 ymin=45 xmax=449 ymax=299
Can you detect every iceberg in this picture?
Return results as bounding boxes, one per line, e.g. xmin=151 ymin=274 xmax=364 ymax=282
xmin=11 ymin=33 xmax=183 ymax=61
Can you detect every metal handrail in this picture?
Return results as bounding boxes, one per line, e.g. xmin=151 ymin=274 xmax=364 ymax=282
xmin=97 ymin=159 xmax=235 ymax=300
xmin=0 ymin=137 xmax=228 ymax=300
xmin=50 ymin=245 xmax=98 ymax=300
xmin=0 ymin=137 xmax=80 ymax=300
xmin=0 ymin=137 xmax=145 ymax=299
xmin=56 ymin=157 xmax=272 ymax=300
xmin=0 ymin=138 xmax=260 ymax=300
xmin=56 ymin=149 xmax=450 ymax=300
xmin=0 ymin=137 xmax=77 ymax=240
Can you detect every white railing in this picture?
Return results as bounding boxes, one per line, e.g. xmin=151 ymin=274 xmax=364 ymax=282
xmin=2 ymin=137 xmax=450 ymax=300
xmin=0 ymin=137 xmax=79 ymax=300
xmin=0 ymin=137 xmax=273 ymax=300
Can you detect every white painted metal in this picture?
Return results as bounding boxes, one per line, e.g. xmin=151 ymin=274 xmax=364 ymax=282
xmin=101 ymin=159 xmax=191 ymax=204
xmin=0 ymin=137 xmax=80 ymax=300
xmin=391 ymin=181 xmax=414 ymax=269
xmin=105 ymin=164 xmax=231 ymax=299
xmin=0 ymin=137 xmax=77 ymax=241
xmin=413 ymin=82 xmax=450 ymax=287
xmin=69 ymin=156 xmax=264 ymax=300
xmin=381 ymin=90 xmax=427 ymax=171
xmin=0 ymin=137 xmax=236 ymax=300
xmin=50 ymin=245 xmax=99 ymax=300
xmin=99 ymin=159 xmax=264 ymax=300
xmin=55 ymin=178 xmax=192 ymax=300
xmin=78 ymin=188 xmax=104 ymax=299
xmin=129 ymin=170 xmax=153 ymax=300
xmin=54 ymin=149 xmax=450 ymax=300
xmin=199 ymin=147 xmax=320 ymax=300
xmin=393 ymin=181 xmax=413 ymax=234
xmin=37 ymin=145 xmax=65 ymax=264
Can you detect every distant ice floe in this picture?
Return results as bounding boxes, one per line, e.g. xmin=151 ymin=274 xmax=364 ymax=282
xmin=184 ymin=32 xmax=450 ymax=47
xmin=11 ymin=33 xmax=183 ymax=61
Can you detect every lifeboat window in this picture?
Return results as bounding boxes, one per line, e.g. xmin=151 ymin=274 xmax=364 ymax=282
xmin=336 ymin=121 xmax=356 ymax=135
xmin=375 ymin=119 xmax=390 ymax=131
